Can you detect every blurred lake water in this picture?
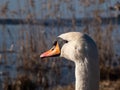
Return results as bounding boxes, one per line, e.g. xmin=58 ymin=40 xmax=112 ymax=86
xmin=0 ymin=0 xmax=120 ymax=89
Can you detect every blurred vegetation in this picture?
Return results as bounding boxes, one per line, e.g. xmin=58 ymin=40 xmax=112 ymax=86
xmin=0 ymin=0 xmax=120 ymax=90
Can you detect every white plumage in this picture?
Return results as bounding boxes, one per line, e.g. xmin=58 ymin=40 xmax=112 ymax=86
xmin=40 ymin=32 xmax=100 ymax=90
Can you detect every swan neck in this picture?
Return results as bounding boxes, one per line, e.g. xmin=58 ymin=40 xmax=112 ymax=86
xmin=75 ymin=61 xmax=89 ymax=90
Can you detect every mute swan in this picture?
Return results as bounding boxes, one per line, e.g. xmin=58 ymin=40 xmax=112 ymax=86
xmin=40 ymin=32 xmax=99 ymax=90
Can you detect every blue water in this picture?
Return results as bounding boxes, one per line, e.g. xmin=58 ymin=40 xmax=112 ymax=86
xmin=0 ymin=24 xmax=120 ymax=87
xmin=0 ymin=0 xmax=120 ymax=89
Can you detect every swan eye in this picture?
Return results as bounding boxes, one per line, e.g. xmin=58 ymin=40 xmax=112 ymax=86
xmin=53 ymin=37 xmax=68 ymax=49
xmin=65 ymin=40 xmax=68 ymax=43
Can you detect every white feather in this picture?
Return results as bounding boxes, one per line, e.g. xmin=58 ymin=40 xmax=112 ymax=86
xmin=58 ymin=32 xmax=99 ymax=90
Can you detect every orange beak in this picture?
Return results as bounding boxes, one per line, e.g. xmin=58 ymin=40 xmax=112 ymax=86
xmin=40 ymin=42 xmax=60 ymax=58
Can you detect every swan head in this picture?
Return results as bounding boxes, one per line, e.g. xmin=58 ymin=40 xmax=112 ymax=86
xmin=40 ymin=32 xmax=99 ymax=90
xmin=40 ymin=32 xmax=96 ymax=63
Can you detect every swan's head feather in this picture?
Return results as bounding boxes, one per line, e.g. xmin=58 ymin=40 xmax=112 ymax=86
xmin=40 ymin=32 xmax=97 ymax=63
xmin=58 ymin=32 xmax=87 ymax=62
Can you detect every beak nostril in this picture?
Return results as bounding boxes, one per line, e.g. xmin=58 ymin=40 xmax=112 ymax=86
xmin=51 ymin=48 xmax=54 ymax=51
xmin=51 ymin=46 xmax=55 ymax=51
xmin=40 ymin=42 xmax=60 ymax=58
